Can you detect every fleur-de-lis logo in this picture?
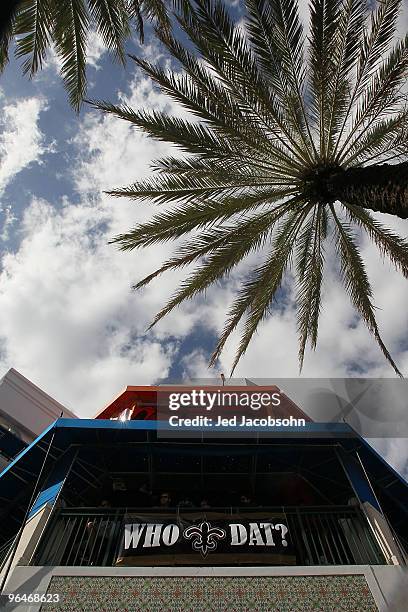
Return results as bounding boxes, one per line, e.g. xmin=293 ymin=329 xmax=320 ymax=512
xmin=183 ymin=521 xmax=226 ymax=556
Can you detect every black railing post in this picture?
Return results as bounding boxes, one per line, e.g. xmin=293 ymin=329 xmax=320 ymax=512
xmin=296 ymin=507 xmax=314 ymax=565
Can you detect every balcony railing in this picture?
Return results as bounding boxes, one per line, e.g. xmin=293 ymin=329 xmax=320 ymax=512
xmin=33 ymin=505 xmax=386 ymax=567
xmin=0 ymin=535 xmax=16 ymax=570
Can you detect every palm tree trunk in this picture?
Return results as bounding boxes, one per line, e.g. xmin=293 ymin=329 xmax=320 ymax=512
xmin=328 ymin=162 xmax=408 ymax=219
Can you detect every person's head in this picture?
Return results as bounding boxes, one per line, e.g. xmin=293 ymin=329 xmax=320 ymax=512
xmin=200 ymin=498 xmax=210 ymax=508
xmin=100 ymin=499 xmax=111 ymax=508
xmin=159 ymin=492 xmax=171 ymax=506
xmin=240 ymin=494 xmax=251 ymax=505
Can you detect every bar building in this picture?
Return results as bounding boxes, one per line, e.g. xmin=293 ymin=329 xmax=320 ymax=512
xmin=0 ymin=379 xmax=407 ymax=611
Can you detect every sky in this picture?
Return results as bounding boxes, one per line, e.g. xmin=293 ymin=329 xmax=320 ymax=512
xmin=0 ymin=1 xmax=408 ymax=478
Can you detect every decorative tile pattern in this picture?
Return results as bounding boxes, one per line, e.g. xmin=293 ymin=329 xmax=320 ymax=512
xmin=41 ymin=574 xmax=378 ymax=611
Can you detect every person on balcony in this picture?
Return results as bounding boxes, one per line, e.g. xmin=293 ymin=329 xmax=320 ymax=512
xmin=153 ymin=491 xmax=172 ymax=509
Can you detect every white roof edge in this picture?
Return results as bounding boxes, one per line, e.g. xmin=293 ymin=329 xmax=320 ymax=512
xmin=0 ymin=367 xmax=77 ymax=419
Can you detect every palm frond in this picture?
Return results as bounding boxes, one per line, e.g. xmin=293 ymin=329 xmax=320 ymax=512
xmin=330 ymin=204 xmax=402 ymax=377
xmin=323 ymin=0 xmax=366 ymax=157
xmin=139 ymin=0 xmax=171 ymax=32
xmin=228 ymin=203 xmax=312 ymax=373
xmin=357 ymin=0 xmax=402 ymax=95
xmin=91 ymin=97 xmax=302 ymax=172
xmin=358 ymin=33 xmax=408 ymax=120
xmin=296 ymin=204 xmax=326 ymax=368
xmin=126 ymin=0 xmax=144 ymax=42
xmin=132 ymin=201 xmax=294 ymax=289
xmin=128 ymin=54 xmax=273 ymax=150
xmin=344 ymin=203 xmax=408 ymax=278
xmin=52 ymin=0 xmax=89 ymax=111
xmin=133 ymin=35 xmax=285 ymax=158
xmin=107 ymin=174 xmax=255 ymax=204
xmin=110 ymin=188 xmax=295 ymax=251
xmin=245 ymin=0 xmax=314 ymax=154
xmin=90 ymin=100 xmax=238 ymax=157
xmin=126 ymin=0 xmax=173 ymax=43
xmin=338 ymin=34 xmax=408 ymax=163
xmin=151 ymin=155 xmax=298 ymax=179
xmin=309 ymin=0 xmax=341 ymax=158
xmin=0 ymin=0 xmax=21 ymax=72
xmin=14 ymin=0 xmax=53 ymax=75
xmin=209 ymin=204 xmax=307 ymax=368
xmin=88 ymin=0 xmax=129 ymax=63
xmin=107 ymin=172 xmax=294 ymax=207
xmin=144 ymin=203 xmax=295 ymax=328
xmin=177 ymin=0 xmax=312 ymax=164
xmin=333 ymin=0 xmax=402 ymax=155
xmin=342 ymin=111 xmax=408 ymax=166
xmin=1 ymin=0 xmax=173 ymax=109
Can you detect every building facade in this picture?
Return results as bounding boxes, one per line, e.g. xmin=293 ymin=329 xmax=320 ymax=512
xmin=0 ymin=384 xmax=407 ymax=611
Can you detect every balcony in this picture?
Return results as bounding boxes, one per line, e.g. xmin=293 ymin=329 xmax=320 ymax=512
xmin=33 ymin=505 xmax=386 ymax=567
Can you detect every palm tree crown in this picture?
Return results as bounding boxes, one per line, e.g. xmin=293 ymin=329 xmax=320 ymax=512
xmin=93 ymin=0 xmax=408 ymax=375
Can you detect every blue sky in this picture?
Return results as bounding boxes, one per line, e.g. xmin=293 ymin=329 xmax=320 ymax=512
xmin=0 ymin=0 xmax=408 ymax=491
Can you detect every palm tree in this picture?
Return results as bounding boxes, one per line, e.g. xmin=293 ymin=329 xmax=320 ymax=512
xmin=92 ymin=0 xmax=408 ymax=375
xmin=0 ymin=0 xmax=171 ymax=110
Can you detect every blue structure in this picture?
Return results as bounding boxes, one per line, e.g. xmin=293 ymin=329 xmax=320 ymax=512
xmin=0 ymin=418 xmax=407 ymax=566
xmin=0 ymin=423 xmax=27 ymax=466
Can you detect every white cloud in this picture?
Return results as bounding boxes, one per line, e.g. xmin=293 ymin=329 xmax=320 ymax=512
xmin=0 ymin=203 xmax=17 ymax=241
xmin=0 ymin=97 xmax=48 ymax=196
xmin=0 ymin=73 xmax=206 ymax=416
xmin=0 ymin=192 xmax=177 ymax=417
xmin=86 ymin=31 xmax=108 ymax=69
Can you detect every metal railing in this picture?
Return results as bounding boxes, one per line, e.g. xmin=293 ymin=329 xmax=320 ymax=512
xmin=33 ymin=505 xmax=386 ymax=567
